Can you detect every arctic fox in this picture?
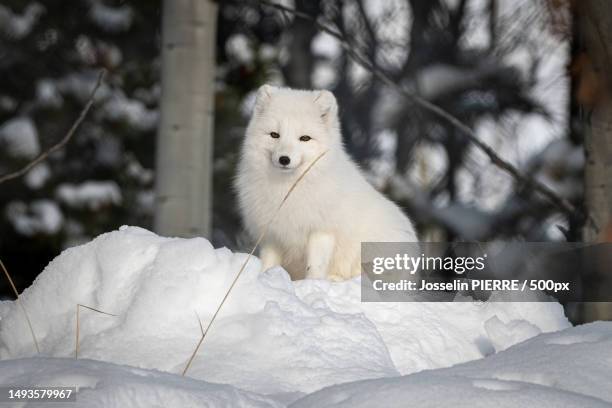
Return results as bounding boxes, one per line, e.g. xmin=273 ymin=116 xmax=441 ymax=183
xmin=236 ymin=85 xmax=417 ymax=281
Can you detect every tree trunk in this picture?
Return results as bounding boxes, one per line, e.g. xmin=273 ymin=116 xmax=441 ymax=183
xmin=282 ymin=0 xmax=320 ymax=88
xmin=578 ymin=0 xmax=612 ymax=320
xmin=154 ymin=0 xmax=217 ymax=238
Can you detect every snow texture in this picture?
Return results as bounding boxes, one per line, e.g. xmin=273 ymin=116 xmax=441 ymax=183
xmin=0 ymin=228 xmax=394 ymax=395
xmin=36 ymin=78 xmax=64 ymax=109
xmin=88 ymin=0 xmax=133 ymax=33
xmin=2 ymin=321 xmax=609 ymax=408
xmin=5 ymin=199 xmax=63 ymax=236
xmin=102 ymin=92 xmax=159 ymax=132
xmin=56 ymin=181 xmax=122 ymax=210
xmin=0 ymin=2 xmax=44 ymax=40
xmin=0 ymin=116 xmax=40 ymax=159
xmin=484 ymin=315 xmax=541 ymax=352
xmin=24 ymin=163 xmax=51 ymax=190
xmin=226 ymin=34 xmax=255 ymax=65
xmin=0 ymin=358 xmax=282 ymax=408
xmin=293 ymin=322 xmax=612 ymax=407
xmin=311 ymin=32 xmax=341 ymax=59
xmin=57 ymin=72 xmax=112 ymax=103
xmin=0 ymin=227 xmax=576 ymax=404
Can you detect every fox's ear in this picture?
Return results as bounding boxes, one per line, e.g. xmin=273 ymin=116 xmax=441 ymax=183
xmin=314 ymin=90 xmax=337 ymax=124
xmin=254 ymin=84 xmax=275 ymax=114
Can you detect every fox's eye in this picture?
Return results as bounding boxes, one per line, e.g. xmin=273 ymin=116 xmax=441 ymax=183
xmin=299 ymin=135 xmax=311 ymax=142
xmin=270 ymin=132 xmax=280 ymax=139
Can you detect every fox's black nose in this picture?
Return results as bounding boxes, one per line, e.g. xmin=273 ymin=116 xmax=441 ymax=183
xmin=279 ymin=156 xmax=290 ymax=166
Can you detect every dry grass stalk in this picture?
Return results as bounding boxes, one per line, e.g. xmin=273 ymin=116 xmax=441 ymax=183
xmin=181 ymin=150 xmax=328 ymax=376
xmin=0 ymin=258 xmax=40 ymax=353
xmin=181 ymin=312 xmax=205 ymax=376
xmin=75 ymin=303 xmax=117 ymax=359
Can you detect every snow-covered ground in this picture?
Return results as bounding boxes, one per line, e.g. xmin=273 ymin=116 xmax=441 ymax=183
xmin=0 ymin=227 xmax=610 ymax=407
xmin=0 ymin=358 xmax=283 ymax=408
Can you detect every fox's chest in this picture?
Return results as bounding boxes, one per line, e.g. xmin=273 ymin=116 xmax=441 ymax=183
xmin=269 ymin=189 xmax=324 ymax=232
xmin=253 ymin=185 xmax=328 ymax=238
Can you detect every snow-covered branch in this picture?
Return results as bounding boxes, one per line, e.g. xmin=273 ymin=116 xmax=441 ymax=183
xmin=0 ymin=70 xmax=106 ymax=185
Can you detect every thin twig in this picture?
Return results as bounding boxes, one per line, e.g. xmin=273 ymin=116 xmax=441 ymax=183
xmin=75 ymin=303 xmax=117 ymax=359
xmin=182 ymin=150 xmax=328 ymax=376
xmin=257 ymin=0 xmax=587 ymax=225
xmin=0 ymin=69 xmax=107 ymax=185
xmin=0 ymin=258 xmax=39 ymax=353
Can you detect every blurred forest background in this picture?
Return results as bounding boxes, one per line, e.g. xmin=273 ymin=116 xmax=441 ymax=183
xmin=1 ymin=0 xmax=611 ymax=306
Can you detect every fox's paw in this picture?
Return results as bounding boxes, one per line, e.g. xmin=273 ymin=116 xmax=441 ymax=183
xmin=327 ymin=273 xmax=346 ymax=282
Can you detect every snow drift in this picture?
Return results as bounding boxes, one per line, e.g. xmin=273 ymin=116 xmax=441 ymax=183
xmin=2 ymin=323 xmax=611 ymax=407
xmin=0 ymin=227 xmax=575 ymax=403
xmin=0 ymin=357 xmax=283 ymax=408
xmin=293 ymin=322 xmax=612 ymax=407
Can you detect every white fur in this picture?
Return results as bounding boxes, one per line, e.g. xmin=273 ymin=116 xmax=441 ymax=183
xmin=236 ymin=85 xmax=417 ymax=281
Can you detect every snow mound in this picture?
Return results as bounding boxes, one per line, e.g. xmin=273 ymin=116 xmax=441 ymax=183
xmin=484 ymin=315 xmax=541 ymax=352
xmin=0 ymin=227 xmax=569 ymax=396
xmin=292 ymin=322 xmax=612 ymax=407
xmin=0 ymin=357 xmax=282 ymax=408
xmin=293 ymin=282 xmax=569 ymax=374
xmin=0 ymin=227 xmax=394 ymax=395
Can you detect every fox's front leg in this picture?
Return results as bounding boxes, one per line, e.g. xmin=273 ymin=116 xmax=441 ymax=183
xmin=306 ymin=232 xmax=335 ymax=279
xmin=259 ymin=243 xmax=282 ymax=271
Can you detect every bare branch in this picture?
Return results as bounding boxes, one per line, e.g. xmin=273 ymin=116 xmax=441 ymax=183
xmin=0 ymin=69 xmax=106 ymax=185
xmin=355 ymin=0 xmax=377 ymax=55
xmin=488 ymin=0 xmax=498 ymax=51
xmin=257 ymin=0 xmax=585 ymax=222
